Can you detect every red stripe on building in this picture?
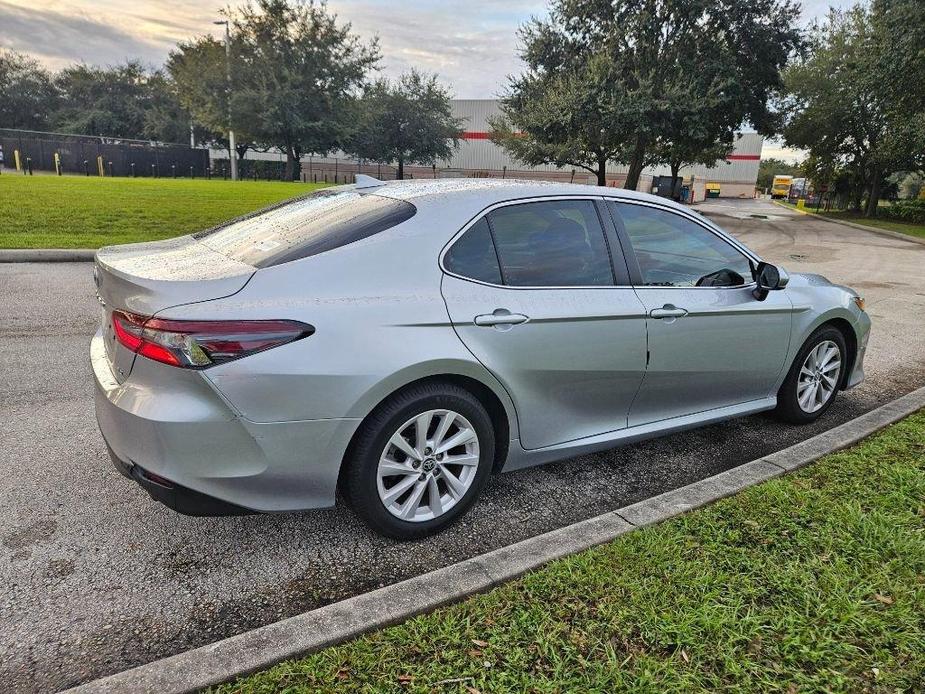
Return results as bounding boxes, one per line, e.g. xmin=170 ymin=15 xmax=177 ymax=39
xmin=462 ymin=131 xmax=492 ymax=140
xmin=725 ymin=154 xmax=760 ymax=161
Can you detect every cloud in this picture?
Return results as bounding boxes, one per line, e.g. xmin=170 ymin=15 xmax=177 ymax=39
xmin=800 ymin=0 xmax=855 ymax=23
xmin=325 ymin=0 xmax=544 ymax=97
xmin=3 ymin=0 xmax=848 ymax=97
xmin=0 ymin=0 xmax=542 ymax=94
xmin=0 ymin=1 xmax=172 ymax=68
xmin=762 ymin=138 xmax=806 ymax=164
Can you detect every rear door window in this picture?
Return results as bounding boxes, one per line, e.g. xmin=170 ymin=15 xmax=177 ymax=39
xmin=487 ymin=200 xmax=614 ymax=287
xmin=194 ymin=190 xmax=416 ymax=268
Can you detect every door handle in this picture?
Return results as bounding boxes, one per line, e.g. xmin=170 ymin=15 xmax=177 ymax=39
xmin=650 ymin=304 xmax=688 ymax=319
xmin=474 ymin=309 xmax=529 ymax=327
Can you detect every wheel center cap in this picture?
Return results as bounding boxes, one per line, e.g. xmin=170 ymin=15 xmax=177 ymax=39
xmin=422 ymin=458 xmax=436 ymax=472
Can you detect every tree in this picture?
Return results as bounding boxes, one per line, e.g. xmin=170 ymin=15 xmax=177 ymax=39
xmin=52 ymin=62 xmax=204 ymax=143
xmin=653 ymin=135 xmax=731 ymax=196
xmin=783 ymin=3 xmax=925 ymax=216
xmin=52 ymin=61 xmax=153 ymax=139
xmin=493 ymin=0 xmax=802 ymax=188
xmin=869 ymin=0 xmax=925 ymax=117
xmin=869 ymin=0 xmax=925 ymax=208
xmin=0 ymin=49 xmax=58 ymax=130
xmin=167 ymin=36 xmax=256 ymax=158
xmin=230 ymin=0 xmax=379 ymax=179
xmin=142 ymin=71 xmax=218 ymax=144
xmin=345 ymin=70 xmax=463 ymax=180
xmin=490 ymin=54 xmax=634 ymax=186
xmin=650 ymin=47 xmax=740 ymax=189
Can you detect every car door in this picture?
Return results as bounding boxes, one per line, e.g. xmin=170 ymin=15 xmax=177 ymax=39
xmin=607 ymin=200 xmax=793 ymax=427
xmin=440 ymin=197 xmax=648 ymax=450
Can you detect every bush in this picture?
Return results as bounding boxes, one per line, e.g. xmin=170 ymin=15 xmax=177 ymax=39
xmin=880 ymin=198 xmax=925 ymax=224
xmin=210 ymin=158 xmax=297 ymax=181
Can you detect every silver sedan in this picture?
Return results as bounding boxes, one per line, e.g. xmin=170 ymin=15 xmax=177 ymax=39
xmin=91 ymin=178 xmax=870 ymax=539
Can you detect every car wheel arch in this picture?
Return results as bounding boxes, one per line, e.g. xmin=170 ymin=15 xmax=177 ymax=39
xmin=787 ymin=315 xmax=858 ymax=391
xmin=337 ymin=371 xmax=515 ymax=499
xmin=816 ymin=317 xmax=858 ymax=389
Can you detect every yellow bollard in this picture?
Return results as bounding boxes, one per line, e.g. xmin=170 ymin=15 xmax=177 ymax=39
xmin=796 ymin=199 xmax=805 ymax=210
xmin=97 ymin=155 xmax=105 ymax=177
xmin=14 ymin=149 xmax=21 ymax=172
xmin=54 ymin=152 xmax=62 ymax=176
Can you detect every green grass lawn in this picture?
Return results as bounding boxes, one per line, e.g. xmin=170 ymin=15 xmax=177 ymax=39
xmin=777 ymin=201 xmax=925 ymax=240
xmin=0 ymin=175 xmax=329 ymax=248
xmin=217 ymin=411 xmax=925 ymax=693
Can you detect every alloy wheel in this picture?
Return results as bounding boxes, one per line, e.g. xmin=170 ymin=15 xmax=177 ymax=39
xmin=376 ymin=409 xmax=480 ymax=522
xmin=797 ymin=339 xmax=842 ymax=413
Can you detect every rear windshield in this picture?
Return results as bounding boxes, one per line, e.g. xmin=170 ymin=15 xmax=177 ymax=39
xmin=193 ymin=189 xmax=416 ymax=268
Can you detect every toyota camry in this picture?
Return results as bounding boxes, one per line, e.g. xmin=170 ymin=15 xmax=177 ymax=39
xmin=91 ymin=177 xmax=870 ymax=539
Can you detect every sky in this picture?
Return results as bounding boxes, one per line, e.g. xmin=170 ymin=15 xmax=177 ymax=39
xmin=1 ymin=0 xmax=857 ymax=161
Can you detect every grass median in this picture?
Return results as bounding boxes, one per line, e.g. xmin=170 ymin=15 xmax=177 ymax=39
xmin=216 ymin=410 xmax=925 ymax=693
xmin=0 ymin=175 xmax=328 ymax=248
xmin=778 ymin=201 xmax=925 ymax=240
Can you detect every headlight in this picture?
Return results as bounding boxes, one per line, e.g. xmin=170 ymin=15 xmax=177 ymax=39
xmin=853 ymin=296 xmax=866 ymax=312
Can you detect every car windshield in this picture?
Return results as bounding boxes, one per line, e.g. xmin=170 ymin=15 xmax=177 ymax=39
xmin=194 ymin=189 xmax=416 ymax=268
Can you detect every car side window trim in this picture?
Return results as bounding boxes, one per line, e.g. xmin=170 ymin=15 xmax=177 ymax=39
xmin=605 ymin=199 xmax=759 ymax=290
xmin=592 ymin=199 xmax=632 ymax=286
xmin=482 ymin=213 xmax=509 ymax=286
xmin=439 ymin=195 xmax=633 ymax=290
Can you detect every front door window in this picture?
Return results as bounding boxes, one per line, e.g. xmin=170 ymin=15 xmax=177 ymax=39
xmin=612 ymin=202 xmax=753 ymax=287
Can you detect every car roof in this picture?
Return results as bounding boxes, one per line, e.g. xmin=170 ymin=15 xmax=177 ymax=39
xmin=365 ymin=177 xmax=696 ymax=216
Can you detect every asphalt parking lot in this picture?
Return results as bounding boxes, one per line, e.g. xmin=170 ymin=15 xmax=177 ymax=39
xmin=2 ymin=198 xmax=924 ymax=692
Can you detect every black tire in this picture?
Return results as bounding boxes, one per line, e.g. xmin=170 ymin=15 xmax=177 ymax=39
xmin=344 ymin=382 xmax=495 ymax=540
xmin=774 ymin=325 xmax=847 ymax=424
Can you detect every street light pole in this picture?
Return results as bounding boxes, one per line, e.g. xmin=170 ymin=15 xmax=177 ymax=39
xmin=214 ymin=19 xmax=237 ymax=181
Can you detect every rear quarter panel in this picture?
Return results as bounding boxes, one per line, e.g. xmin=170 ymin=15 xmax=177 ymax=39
xmin=156 ymin=205 xmax=520 ymax=437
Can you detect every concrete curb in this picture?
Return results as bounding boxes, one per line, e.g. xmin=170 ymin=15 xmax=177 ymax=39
xmin=771 ymin=201 xmax=925 ymax=246
xmin=0 ymin=249 xmax=96 ymax=262
xmin=64 ymin=386 xmax=925 ymax=694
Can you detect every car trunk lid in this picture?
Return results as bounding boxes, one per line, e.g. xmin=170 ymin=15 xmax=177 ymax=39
xmin=94 ymin=235 xmax=255 ymax=383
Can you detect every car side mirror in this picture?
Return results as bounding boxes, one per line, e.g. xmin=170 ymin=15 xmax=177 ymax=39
xmin=753 ymin=262 xmax=788 ymax=301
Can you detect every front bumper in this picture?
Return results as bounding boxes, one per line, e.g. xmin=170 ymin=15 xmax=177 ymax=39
xmin=844 ymin=310 xmax=871 ymax=390
xmin=91 ymin=332 xmax=361 ymax=513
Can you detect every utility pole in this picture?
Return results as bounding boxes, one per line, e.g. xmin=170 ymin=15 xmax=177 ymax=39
xmin=214 ymin=19 xmax=237 ymax=181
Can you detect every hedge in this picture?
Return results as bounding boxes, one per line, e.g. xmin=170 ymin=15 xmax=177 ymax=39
xmin=880 ymin=198 xmax=925 ymax=224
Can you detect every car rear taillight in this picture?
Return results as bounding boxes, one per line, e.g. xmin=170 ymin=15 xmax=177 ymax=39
xmin=111 ymin=311 xmax=313 ymax=368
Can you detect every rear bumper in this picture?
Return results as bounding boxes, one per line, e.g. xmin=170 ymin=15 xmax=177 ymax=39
xmin=91 ymin=332 xmax=361 ymax=513
xmin=107 ymin=444 xmax=252 ymax=515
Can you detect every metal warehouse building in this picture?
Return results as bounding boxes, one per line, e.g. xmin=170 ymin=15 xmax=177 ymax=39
xmin=302 ymin=99 xmax=762 ymax=199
